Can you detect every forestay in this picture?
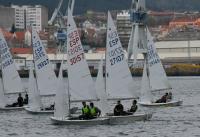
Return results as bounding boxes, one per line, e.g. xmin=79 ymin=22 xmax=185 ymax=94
xmin=28 ymin=63 xmax=43 ymax=110
xmin=66 ymin=9 xmax=97 ymax=101
xmin=106 ymin=12 xmax=136 ymax=100
xmin=95 ymin=56 xmax=109 ymax=116
xmin=32 ymin=29 xmax=57 ymax=96
xmin=0 ymin=32 xmax=23 ymax=94
xmin=54 ymin=60 xmax=69 ymax=118
xmin=146 ymin=29 xmax=171 ymax=91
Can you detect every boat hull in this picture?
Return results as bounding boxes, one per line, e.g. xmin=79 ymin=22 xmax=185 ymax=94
xmin=138 ymin=100 xmax=183 ymax=107
xmin=50 ymin=116 xmax=109 ymax=125
xmin=106 ymin=113 xmax=152 ymax=124
xmin=25 ymin=107 xmax=78 ymax=114
xmin=0 ymin=106 xmax=24 ymax=111
xmin=25 ymin=107 xmax=53 ymax=114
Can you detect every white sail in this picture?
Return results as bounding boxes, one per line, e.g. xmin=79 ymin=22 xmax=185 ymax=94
xmin=146 ymin=29 xmax=172 ymax=91
xmin=132 ymin=24 xmax=139 ymax=63
xmin=0 ymin=78 xmax=6 ymax=107
xmin=54 ymin=60 xmax=69 ymax=118
xmin=66 ymin=9 xmax=97 ymax=101
xmin=106 ymin=11 xmax=136 ymax=100
xmin=0 ymin=32 xmax=23 ymax=94
xmin=127 ymin=27 xmax=134 ymax=59
xmin=32 ymin=29 xmax=57 ymax=96
xmin=140 ymin=60 xmax=152 ymax=103
xmin=28 ymin=63 xmax=43 ymax=110
xmin=95 ymin=56 xmax=109 ymax=116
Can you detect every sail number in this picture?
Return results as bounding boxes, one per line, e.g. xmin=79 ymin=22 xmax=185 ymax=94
xmin=108 ymin=47 xmax=124 ymax=66
xmin=37 ymin=59 xmax=49 ymax=69
xmin=70 ymin=53 xmax=84 ymax=65
xmin=33 ymin=41 xmax=45 ymax=61
xmin=2 ymin=59 xmax=13 ymax=69
xmin=0 ymin=42 xmax=13 ymax=69
xmin=147 ymin=44 xmax=160 ymax=67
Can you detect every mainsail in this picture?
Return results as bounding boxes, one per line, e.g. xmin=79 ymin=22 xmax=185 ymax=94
xmin=32 ymin=29 xmax=57 ymax=96
xmin=66 ymin=9 xmax=97 ymax=101
xmin=0 ymin=32 xmax=23 ymax=94
xmin=146 ymin=29 xmax=171 ymax=91
xmin=105 ymin=11 xmax=136 ymax=100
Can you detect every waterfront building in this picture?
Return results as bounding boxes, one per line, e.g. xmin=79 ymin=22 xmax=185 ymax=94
xmin=11 ymin=5 xmax=48 ymax=31
xmin=116 ymin=10 xmax=132 ymax=47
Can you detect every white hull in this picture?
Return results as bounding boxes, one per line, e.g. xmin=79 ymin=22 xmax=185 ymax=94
xmin=25 ymin=107 xmax=78 ymax=115
xmin=50 ymin=116 xmax=109 ymax=125
xmin=105 ymin=113 xmax=152 ymax=125
xmin=138 ymin=100 xmax=183 ymax=107
xmin=25 ymin=107 xmax=53 ymax=114
xmin=0 ymin=106 xmax=24 ymax=111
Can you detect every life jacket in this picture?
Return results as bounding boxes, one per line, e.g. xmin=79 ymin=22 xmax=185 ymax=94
xmin=82 ymin=106 xmax=90 ymax=115
xmin=90 ymin=107 xmax=97 ymax=116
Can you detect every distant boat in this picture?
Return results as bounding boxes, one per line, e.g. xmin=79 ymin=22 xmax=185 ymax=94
xmin=95 ymin=11 xmax=152 ymax=124
xmin=0 ymin=31 xmax=24 ymax=111
xmin=50 ymin=8 xmax=109 ymax=125
xmin=138 ymin=29 xmax=183 ymax=107
xmin=25 ymin=29 xmax=57 ymax=114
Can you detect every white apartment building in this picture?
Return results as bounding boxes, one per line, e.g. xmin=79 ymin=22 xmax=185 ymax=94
xmin=11 ymin=5 xmax=48 ymax=31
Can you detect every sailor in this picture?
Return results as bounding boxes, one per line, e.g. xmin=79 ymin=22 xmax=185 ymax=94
xmin=79 ymin=102 xmax=90 ymax=120
xmin=17 ymin=93 xmax=24 ymax=107
xmin=166 ymin=92 xmax=172 ymax=102
xmin=155 ymin=93 xmax=168 ymax=103
xmin=89 ymin=102 xmax=101 ymax=118
xmin=114 ymin=100 xmax=124 ymax=116
xmin=23 ymin=93 xmax=29 ymax=105
xmin=129 ymin=100 xmax=138 ymax=113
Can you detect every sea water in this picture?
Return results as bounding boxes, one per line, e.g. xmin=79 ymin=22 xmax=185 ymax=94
xmin=0 ymin=77 xmax=200 ymax=137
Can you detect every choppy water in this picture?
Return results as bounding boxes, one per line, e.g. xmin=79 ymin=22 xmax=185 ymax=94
xmin=0 ymin=77 xmax=200 ymax=137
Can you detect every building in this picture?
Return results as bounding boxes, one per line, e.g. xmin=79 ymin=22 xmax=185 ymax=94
xmin=116 ymin=10 xmax=132 ymax=47
xmin=0 ymin=6 xmax=15 ymax=29
xmin=11 ymin=5 xmax=48 ymax=31
xmin=10 ymin=40 xmax=200 ymax=70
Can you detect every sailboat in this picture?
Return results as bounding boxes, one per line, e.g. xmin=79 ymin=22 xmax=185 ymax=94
xmin=0 ymin=31 xmax=24 ymax=110
xmin=50 ymin=8 xmax=109 ymax=125
xmin=138 ymin=29 xmax=183 ymax=107
xmin=94 ymin=12 xmax=152 ymax=124
xmin=24 ymin=29 xmax=58 ymax=114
